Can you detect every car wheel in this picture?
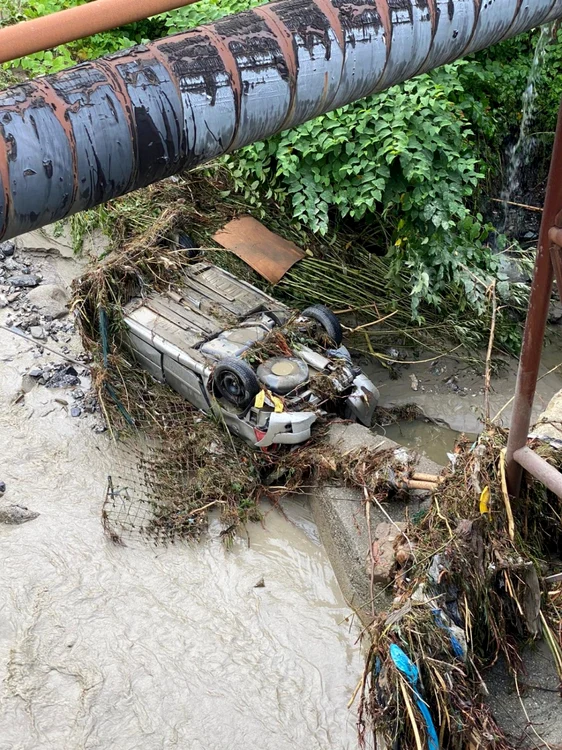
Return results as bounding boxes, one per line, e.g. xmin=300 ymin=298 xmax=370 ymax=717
xmin=178 ymin=232 xmax=199 ymax=259
xmin=213 ymin=358 xmax=261 ymax=409
xmin=301 ymin=304 xmax=343 ymax=346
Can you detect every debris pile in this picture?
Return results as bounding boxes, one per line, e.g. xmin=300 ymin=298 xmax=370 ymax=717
xmin=357 ymin=429 xmax=562 ymax=750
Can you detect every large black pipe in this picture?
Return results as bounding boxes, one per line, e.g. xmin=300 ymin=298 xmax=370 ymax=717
xmin=0 ymin=0 xmax=561 ymax=241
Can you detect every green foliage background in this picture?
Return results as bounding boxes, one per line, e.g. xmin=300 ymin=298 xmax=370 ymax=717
xmin=1 ymin=0 xmax=560 ymax=343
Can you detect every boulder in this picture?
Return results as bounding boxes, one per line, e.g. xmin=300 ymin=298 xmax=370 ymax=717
xmin=26 ymin=283 xmax=69 ymax=319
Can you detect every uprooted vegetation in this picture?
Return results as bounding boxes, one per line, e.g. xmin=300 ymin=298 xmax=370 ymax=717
xmin=70 ymin=169 xmax=528 ymax=362
xmin=357 ymin=429 xmax=562 ymax=750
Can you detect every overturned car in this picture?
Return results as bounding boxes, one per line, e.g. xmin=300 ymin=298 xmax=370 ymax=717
xmin=123 ymin=262 xmax=379 ymax=447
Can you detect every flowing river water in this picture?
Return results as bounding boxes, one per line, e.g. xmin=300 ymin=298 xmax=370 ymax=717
xmin=0 ymin=304 xmax=363 ymax=749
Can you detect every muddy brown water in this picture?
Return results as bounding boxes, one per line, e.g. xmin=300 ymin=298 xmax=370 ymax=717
xmin=365 ymin=333 xmax=562 ymax=464
xmin=0 ymin=325 xmax=363 ymax=750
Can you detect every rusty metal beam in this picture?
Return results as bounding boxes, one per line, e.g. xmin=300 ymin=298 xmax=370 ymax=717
xmin=513 ymin=447 xmax=562 ymax=498
xmin=1 ymin=0 xmax=562 ymax=241
xmin=0 ymin=0 xmax=201 ymax=66
xmin=505 ymin=101 xmax=562 ymax=498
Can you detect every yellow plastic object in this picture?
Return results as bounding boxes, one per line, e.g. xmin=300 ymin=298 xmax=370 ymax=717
xmin=272 ymin=395 xmax=284 ymax=413
xmin=479 ymin=486 xmax=491 ymax=517
xmin=254 ymin=390 xmax=265 ymax=408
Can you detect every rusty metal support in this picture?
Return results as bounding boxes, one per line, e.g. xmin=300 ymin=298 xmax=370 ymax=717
xmin=1 ymin=0 xmax=562 ymax=242
xmin=512 ymin=447 xmax=562 ymax=498
xmin=505 ymin=101 xmax=562 ymax=499
xmin=0 ymin=0 xmax=200 ymax=66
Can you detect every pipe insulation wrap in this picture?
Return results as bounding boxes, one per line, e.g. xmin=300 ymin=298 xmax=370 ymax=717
xmin=0 ymin=0 xmax=561 ymax=241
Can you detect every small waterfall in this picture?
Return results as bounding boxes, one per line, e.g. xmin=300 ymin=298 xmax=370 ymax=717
xmin=501 ymin=23 xmax=553 ymax=234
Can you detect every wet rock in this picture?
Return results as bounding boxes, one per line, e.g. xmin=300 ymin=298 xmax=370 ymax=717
xmin=30 ymin=326 xmax=46 ymax=341
xmin=25 ymin=284 xmax=69 ymax=319
xmin=46 ymin=365 xmax=80 ymax=389
xmin=3 ymin=258 xmax=21 ymax=272
xmin=0 ymin=504 xmax=40 ymax=525
xmin=497 ymin=255 xmax=530 ymax=284
xmin=0 ymin=481 xmax=5 ymax=497
xmin=8 ymin=275 xmax=39 ymax=288
xmin=21 ymin=374 xmax=38 ymax=394
xmin=0 ymin=241 xmax=15 ymax=257
xmin=23 ymin=314 xmax=40 ymax=329
xmin=370 ymin=521 xmax=407 ymax=584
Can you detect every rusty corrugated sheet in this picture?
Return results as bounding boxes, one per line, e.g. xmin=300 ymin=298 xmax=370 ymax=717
xmin=0 ymin=0 xmax=561 ymax=241
xmin=213 ymin=216 xmax=304 ymax=284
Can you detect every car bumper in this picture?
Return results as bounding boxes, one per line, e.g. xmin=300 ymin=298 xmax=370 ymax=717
xmin=254 ymin=412 xmax=317 ymax=447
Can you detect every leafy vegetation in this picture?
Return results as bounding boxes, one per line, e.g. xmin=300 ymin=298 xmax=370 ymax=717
xmin=1 ymin=0 xmax=561 ymax=345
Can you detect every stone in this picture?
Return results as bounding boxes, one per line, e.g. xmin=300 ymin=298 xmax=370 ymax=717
xmin=46 ymin=366 xmax=80 ymax=389
xmin=533 ymin=389 xmax=562 ymax=442
xmin=28 ymin=367 xmax=43 ymax=378
xmin=0 ymin=294 xmax=8 ymax=308
xmin=548 ymin=301 xmax=562 ymax=324
xmin=0 ymin=504 xmax=40 ymax=525
xmin=3 ymin=258 xmax=20 ymax=272
xmin=0 ymin=481 xmax=5 ymax=497
xmin=7 ymin=292 xmax=20 ymax=303
xmin=22 ymin=314 xmax=39 ymax=329
xmin=370 ymin=521 xmax=407 ymax=584
xmin=25 ymin=284 xmax=69 ymax=319
xmin=0 ymin=241 xmax=15 ymax=257
xmin=70 ymin=406 xmax=82 ymax=417
xmin=497 ymin=255 xmax=530 ymax=283
xmin=8 ymin=275 xmax=39 ymax=288
xmin=30 ymin=326 xmax=46 ymax=341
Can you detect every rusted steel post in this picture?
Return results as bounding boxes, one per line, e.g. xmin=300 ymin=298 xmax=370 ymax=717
xmin=0 ymin=0 xmax=201 ymax=66
xmin=1 ymin=0 xmax=562 ymax=242
xmin=505 ymin=101 xmax=562 ymax=498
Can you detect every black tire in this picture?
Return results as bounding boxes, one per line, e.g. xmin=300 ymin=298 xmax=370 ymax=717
xmin=213 ymin=358 xmax=260 ymax=409
xmin=301 ymin=304 xmax=343 ymax=346
xmin=178 ymin=233 xmax=199 ymax=259
xmin=178 ymin=233 xmax=197 ymax=249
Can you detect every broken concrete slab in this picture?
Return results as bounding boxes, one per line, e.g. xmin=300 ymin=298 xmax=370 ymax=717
xmin=309 ymin=422 xmax=441 ymax=613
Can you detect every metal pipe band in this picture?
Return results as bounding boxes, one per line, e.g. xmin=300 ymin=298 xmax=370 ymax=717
xmin=1 ymin=0 xmax=561 ymax=241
